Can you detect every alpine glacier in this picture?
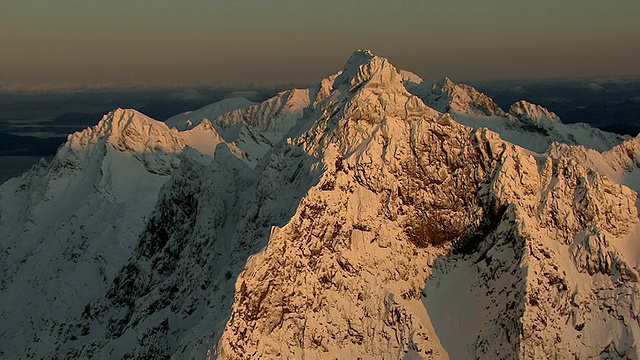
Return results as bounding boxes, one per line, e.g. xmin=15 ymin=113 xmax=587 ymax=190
xmin=1 ymin=49 xmax=639 ymax=359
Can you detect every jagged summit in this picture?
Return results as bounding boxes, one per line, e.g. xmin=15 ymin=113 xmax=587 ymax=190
xmin=103 ymin=108 xmax=181 ymax=153
xmin=333 ymin=49 xmax=404 ymax=92
xmin=66 ymin=108 xmax=177 ymax=150
xmin=345 ymin=48 xmax=376 ymax=66
xmin=437 ymin=76 xmax=456 ymax=89
xmin=297 ymin=50 xmax=441 ymax=158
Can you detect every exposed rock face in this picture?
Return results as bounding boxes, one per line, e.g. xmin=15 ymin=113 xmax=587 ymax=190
xmin=217 ymin=50 xmax=489 ymax=359
xmin=1 ymin=50 xmax=639 ymax=359
xmin=213 ymin=51 xmax=640 ymax=359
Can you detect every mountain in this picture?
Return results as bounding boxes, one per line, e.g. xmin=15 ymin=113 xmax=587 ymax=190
xmin=414 ymin=78 xmax=626 ymax=153
xmin=548 ymin=134 xmax=640 ymax=192
xmin=423 ymin=76 xmax=504 ymax=117
xmin=1 ymin=49 xmax=639 ymax=359
xmin=0 ymin=108 xmax=227 ymax=357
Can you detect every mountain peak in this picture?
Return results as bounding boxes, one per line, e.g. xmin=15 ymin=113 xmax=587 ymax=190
xmin=437 ymin=76 xmax=456 ymax=89
xmin=110 ymin=107 xmax=143 ymax=117
xmin=103 ymin=108 xmax=159 ymax=129
xmin=63 ymin=108 xmax=158 ymax=151
xmin=346 ymin=48 xmax=376 ymax=65
xmin=334 ymin=49 xmax=402 ymax=92
xmin=508 ymin=100 xmax=560 ymax=122
xmin=424 ymin=76 xmax=502 ymax=116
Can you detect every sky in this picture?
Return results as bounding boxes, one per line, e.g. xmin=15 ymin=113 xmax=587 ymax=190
xmin=1 ymin=0 xmax=639 ymax=90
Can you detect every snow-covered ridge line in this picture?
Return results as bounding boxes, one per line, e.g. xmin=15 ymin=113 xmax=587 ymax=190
xmin=409 ymin=74 xmax=625 ymax=153
xmin=165 ymin=97 xmax=256 ymax=131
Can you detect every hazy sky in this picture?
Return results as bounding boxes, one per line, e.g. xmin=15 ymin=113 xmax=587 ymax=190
xmin=1 ymin=0 xmax=639 ymax=89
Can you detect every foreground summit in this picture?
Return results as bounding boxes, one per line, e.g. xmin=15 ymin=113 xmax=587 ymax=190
xmin=1 ymin=50 xmax=639 ymax=359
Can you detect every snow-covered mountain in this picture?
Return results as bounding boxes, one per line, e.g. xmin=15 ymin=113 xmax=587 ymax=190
xmin=413 ymin=77 xmax=626 ymax=153
xmin=1 ymin=49 xmax=639 ymax=359
xmin=0 ymin=108 xmax=227 ymax=357
xmin=423 ymin=76 xmax=504 ymax=117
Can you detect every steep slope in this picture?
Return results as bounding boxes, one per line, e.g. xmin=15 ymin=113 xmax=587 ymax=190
xmin=212 ymin=88 xmax=312 ymax=167
xmin=2 ymin=50 xmax=639 ymax=359
xmin=215 ymin=51 xmax=640 ymax=359
xmin=48 ymin=125 xmax=320 ymax=358
xmin=478 ymin=145 xmax=638 ymax=359
xmin=216 ymin=51 xmax=494 ymax=359
xmin=548 ymin=134 xmax=640 ymax=192
xmin=0 ymin=87 xmax=317 ymax=358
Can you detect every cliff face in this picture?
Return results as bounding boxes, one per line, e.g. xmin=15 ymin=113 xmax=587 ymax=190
xmin=216 ymin=51 xmax=640 ymax=359
xmin=1 ymin=50 xmax=639 ymax=359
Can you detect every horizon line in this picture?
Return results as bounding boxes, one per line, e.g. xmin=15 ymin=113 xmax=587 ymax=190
xmin=2 ymin=74 xmax=640 ymax=95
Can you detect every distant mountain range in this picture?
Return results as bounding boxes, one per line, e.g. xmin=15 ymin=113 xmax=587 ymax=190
xmin=475 ymin=77 xmax=640 ymax=136
xmin=1 ymin=73 xmax=638 ymax=185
